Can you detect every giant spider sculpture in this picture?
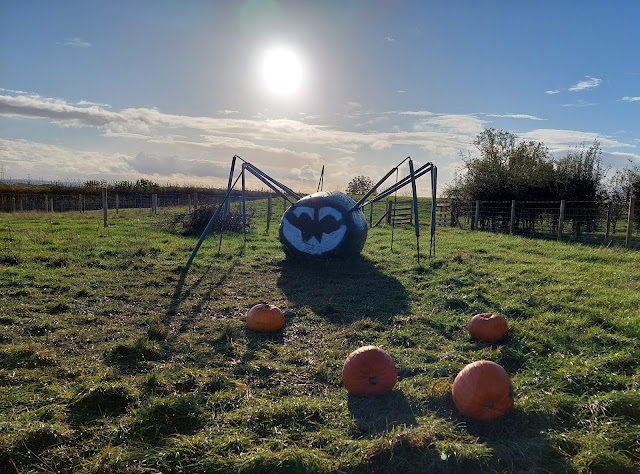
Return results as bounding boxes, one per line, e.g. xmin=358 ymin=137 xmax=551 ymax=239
xmin=185 ymin=155 xmax=437 ymax=270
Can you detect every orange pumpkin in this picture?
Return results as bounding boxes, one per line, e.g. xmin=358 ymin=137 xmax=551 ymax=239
xmin=468 ymin=313 xmax=508 ymax=342
xmin=342 ymin=345 xmax=397 ymax=397
xmin=246 ymin=303 xmax=285 ymax=332
xmin=452 ymin=360 xmax=514 ymax=421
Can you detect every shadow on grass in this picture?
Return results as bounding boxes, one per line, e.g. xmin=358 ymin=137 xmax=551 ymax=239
xmin=277 ymin=255 xmax=409 ymax=323
xmin=347 ymin=390 xmax=418 ymax=435
xmin=453 ymin=408 xmax=575 ymax=473
xmin=165 ymin=261 xmax=234 ymax=332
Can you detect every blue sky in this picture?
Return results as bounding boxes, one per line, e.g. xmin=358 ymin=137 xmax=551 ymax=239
xmin=1 ymin=0 xmax=639 ymax=194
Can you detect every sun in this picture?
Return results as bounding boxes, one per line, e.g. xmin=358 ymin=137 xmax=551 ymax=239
xmin=260 ymin=46 xmax=304 ymax=97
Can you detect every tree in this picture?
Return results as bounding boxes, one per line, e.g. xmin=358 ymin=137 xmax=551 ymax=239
xmin=346 ymin=175 xmax=375 ymax=195
xmin=608 ymin=162 xmax=640 ymax=232
xmin=446 ymin=129 xmax=554 ymax=201
xmin=554 ymin=140 xmax=607 ymax=202
xmin=446 ymin=129 xmax=609 ymax=203
xmin=609 ymin=161 xmax=640 ymax=204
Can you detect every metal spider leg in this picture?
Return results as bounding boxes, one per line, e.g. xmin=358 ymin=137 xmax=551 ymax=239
xmin=350 ymin=157 xmax=437 ymax=263
xmin=430 ymin=165 xmax=437 ymax=258
xmin=186 ymin=170 xmax=243 ymax=270
xmin=186 ymin=156 xmax=302 ymax=271
xmin=317 ymin=165 xmax=325 ymax=192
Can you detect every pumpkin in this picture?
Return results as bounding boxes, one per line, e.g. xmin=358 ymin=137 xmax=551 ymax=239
xmin=279 ymin=191 xmax=368 ymax=259
xmin=342 ymin=345 xmax=397 ymax=397
xmin=468 ymin=313 xmax=508 ymax=342
xmin=452 ymin=360 xmax=514 ymax=421
xmin=246 ymin=303 xmax=285 ymax=332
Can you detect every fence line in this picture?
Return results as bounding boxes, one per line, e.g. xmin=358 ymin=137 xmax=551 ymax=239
xmin=439 ymin=198 xmax=638 ymax=248
xmin=2 ymin=191 xmax=637 ymax=249
xmin=0 ymin=190 xmax=272 ymax=213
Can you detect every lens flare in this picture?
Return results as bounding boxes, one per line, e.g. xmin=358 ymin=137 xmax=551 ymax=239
xmin=261 ymin=46 xmax=304 ymax=97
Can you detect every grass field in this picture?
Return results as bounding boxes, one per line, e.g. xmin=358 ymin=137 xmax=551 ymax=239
xmin=1 ymin=201 xmax=639 ymax=473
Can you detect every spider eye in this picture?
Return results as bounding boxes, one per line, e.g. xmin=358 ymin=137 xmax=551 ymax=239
xmin=293 ymin=207 xmax=314 ymax=219
xmin=318 ymin=207 xmax=342 ymax=221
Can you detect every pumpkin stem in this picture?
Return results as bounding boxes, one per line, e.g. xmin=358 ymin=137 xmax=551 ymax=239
xmin=368 ymin=376 xmax=377 ymax=385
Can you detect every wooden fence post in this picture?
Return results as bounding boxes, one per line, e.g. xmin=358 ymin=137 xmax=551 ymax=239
xmin=557 ymin=200 xmax=566 ymax=241
xmin=102 ymin=187 xmax=108 ymax=228
xmin=605 ymin=201 xmax=613 ymax=239
xmin=509 ymin=200 xmax=516 ymax=234
xmin=386 ymin=199 xmax=392 ymax=225
xmin=11 ymin=196 xmax=16 ymax=213
xmin=45 ymin=195 xmax=48 ymax=212
xmin=266 ymin=195 xmax=272 ymax=234
xmin=151 ymin=193 xmax=157 ymax=215
xmin=188 ymin=194 xmax=192 ymax=210
xmin=626 ymin=196 xmax=635 ymax=249
xmin=369 ymin=201 xmax=373 ymax=227
xmin=450 ymin=201 xmax=457 ymax=227
xmin=116 ymin=194 xmax=120 ymax=215
xmin=474 ymin=200 xmax=480 ymax=231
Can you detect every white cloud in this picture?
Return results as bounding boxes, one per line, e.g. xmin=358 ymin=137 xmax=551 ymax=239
xmin=413 ymin=114 xmax=487 ymax=136
xmin=561 ymin=99 xmax=596 ymax=108
xmin=384 ymin=36 xmax=396 ymax=42
xmin=0 ymin=138 xmax=131 ymax=179
xmin=127 ymin=152 xmax=230 ymax=178
xmin=0 ymin=87 xmax=28 ymax=94
xmin=77 ymin=100 xmax=111 ymax=108
xmin=522 ymin=129 xmax=632 ymax=151
xmin=217 ymin=109 xmax=239 ymax=115
xmin=545 ymin=90 xmax=560 ymax=95
xmin=10 ymin=90 xmax=634 ymax=192
xmin=486 ymin=113 xmax=546 ymax=121
xmin=569 ymin=76 xmax=602 ymax=92
xmin=394 ymin=110 xmax=435 ymax=116
xmin=607 ymin=151 xmax=640 ymax=163
xmin=289 ymin=164 xmax=318 ymax=181
xmin=621 ymin=96 xmax=640 ymax=102
xmin=58 ymin=37 xmax=92 ymax=48
xmin=343 ymin=101 xmax=363 ymax=116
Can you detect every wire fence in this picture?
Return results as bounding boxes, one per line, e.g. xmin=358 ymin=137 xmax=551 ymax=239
xmin=2 ymin=190 xmax=637 ymax=250
xmin=441 ymin=199 xmax=639 ymax=249
xmin=0 ymin=189 xmax=272 ymax=213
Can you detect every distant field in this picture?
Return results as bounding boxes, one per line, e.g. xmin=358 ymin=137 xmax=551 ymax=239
xmin=1 ymin=202 xmax=639 ymax=473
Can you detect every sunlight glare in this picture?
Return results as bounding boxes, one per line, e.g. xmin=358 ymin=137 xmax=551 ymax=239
xmin=261 ymin=46 xmax=304 ymax=97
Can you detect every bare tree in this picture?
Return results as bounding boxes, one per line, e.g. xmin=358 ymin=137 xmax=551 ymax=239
xmin=346 ymin=175 xmax=375 ymax=195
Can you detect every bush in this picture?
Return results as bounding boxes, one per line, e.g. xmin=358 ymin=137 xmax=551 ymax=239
xmin=172 ymin=204 xmax=254 ymax=234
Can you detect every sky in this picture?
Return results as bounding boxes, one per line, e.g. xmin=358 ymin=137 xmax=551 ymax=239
xmin=1 ymin=0 xmax=639 ymax=195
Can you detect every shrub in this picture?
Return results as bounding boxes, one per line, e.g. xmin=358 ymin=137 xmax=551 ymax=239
xmin=171 ymin=204 xmax=254 ymax=234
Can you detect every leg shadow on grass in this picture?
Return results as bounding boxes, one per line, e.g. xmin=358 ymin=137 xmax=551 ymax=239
xmin=348 ymin=390 xmax=418 ymax=435
xmin=452 ymin=408 xmax=576 ymax=472
xmin=277 ymin=256 xmax=409 ymax=323
xmin=165 ymin=263 xmax=233 ymax=332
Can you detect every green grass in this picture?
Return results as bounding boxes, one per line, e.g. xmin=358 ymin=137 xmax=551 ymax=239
xmin=1 ymin=202 xmax=639 ymax=473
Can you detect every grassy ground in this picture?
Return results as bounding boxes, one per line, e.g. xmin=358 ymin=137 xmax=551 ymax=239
xmin=1 ymin=201 xmax=639 ymax=473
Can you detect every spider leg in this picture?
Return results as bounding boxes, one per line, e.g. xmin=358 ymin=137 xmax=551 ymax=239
xmin=350 ymin=158 xmax=438 ymax=262
xmin=317 ymin=165 xmax=325 ymax=192
xmin=186 ymin=156 xmax=301 ymax=271
xmin=186 ymin=170 xmax=243 ymax=270
xmin=242 ymin=163 xmax=247 ymax=243
xmin=430 ymin=165 xmax=438 ymax=258
xmin=349 ymin=157 xmax=410 ymax=212
xmin=408 ymin=158 xmax=420 ymax=265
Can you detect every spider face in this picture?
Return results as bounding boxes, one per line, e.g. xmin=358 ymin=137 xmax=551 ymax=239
xmin=279 ymin=191 xmax=368 ymax=258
